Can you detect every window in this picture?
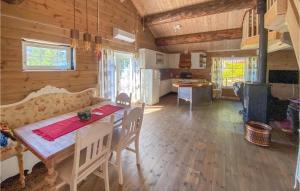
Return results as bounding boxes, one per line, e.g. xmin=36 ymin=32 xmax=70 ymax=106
xmin=22 ymin=39 xmax=75 ymax=71
xmin=211 ymin=57 xmax=257 ymax=88
xmin=222 ymin=58 xmax=245 ymax=87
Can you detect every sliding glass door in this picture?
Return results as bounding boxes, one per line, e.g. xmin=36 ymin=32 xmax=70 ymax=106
xmin=101 ymin=49 xmax=140 ymax=102
xmin=115 ymin=52 xmax=133 ymax=95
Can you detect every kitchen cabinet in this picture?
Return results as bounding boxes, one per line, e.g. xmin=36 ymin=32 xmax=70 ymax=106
xmin=139 ymin=48 xmax=157 ymax=69
xmin=163 ymin=53 xmax=169 ymax=68
xmin=156 ymin=52 xmax=169 ymax=69
xmin=160 ymin=79 xmax=172 ymax=97
xmin=191 ymin=52 xmax=207 ymax=69
xmin=168 ymin=54 xmax=180 ymax=68
xmin=139 ymin=49 xmax=169 ymax=69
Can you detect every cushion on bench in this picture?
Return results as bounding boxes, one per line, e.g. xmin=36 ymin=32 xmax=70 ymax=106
xmin=0 ymin=86 xmax=98 ymax=130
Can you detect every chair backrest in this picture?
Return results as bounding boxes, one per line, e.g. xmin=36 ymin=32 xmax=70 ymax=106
xmin=119 ymin=104 xmax=145 ymax=147
xmin=116 ymin=93 xmax=132 ymax=107
xmin=72 ymin=115 xmax=114 ymax=181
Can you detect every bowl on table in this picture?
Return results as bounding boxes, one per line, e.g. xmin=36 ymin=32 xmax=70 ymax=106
xmin=77 ymin=110 xmax=92 ymax=121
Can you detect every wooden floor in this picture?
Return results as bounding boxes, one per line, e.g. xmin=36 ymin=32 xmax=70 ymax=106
xmin=59 ymin=95 xmax=297 ymax=190
xmin=63 ymin=94 xmax=298 ymax=191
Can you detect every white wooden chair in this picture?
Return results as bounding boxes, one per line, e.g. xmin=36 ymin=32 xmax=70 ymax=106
xmin=111 ymin=103 xmax=145 ymax=185
xmin=116 ymin=93 xmax=132 ymax=107
xmin=56 ymin=116 xmax=114 ymax=191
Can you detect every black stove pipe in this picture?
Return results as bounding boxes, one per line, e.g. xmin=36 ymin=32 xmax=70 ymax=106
xmin=257 ymin=0 xmax=268 ymax=84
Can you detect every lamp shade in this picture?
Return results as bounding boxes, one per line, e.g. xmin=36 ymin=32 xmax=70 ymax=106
xmin=83 ymin=32 xmax=92 ymax=51
xmin=70 ymin=29 xmax=79 ymax=48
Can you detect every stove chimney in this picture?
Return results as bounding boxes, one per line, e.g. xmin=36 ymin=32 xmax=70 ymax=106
xmin=243 ymin=0 xmax=271 ymax=124
xmin=257 ymin=0 xmax=268 ymax=84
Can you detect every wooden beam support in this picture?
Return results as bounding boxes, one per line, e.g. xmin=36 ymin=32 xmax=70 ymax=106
xmin=155 ymin=28 xmax=242 ymax=46
xmin=144 ymin=0 xmax=256 ymax=26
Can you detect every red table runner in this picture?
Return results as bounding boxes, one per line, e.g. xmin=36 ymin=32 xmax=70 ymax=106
xmin=33 ymin=104 xmax=123 ymax=141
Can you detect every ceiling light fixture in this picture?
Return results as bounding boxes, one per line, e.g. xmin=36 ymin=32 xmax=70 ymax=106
xmin=95 ymin=0 xmax=102 ymax=58
xmin=83 ymin=0 xmax=91 ymax=51
xmin=174 ymin=24 xmax=182 ymax=33
xmin=70 ymin=0 xmax=79 ymax=48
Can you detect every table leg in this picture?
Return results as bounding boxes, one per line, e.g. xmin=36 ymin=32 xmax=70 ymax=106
xmin=15 ymin=142 xmax=25 ymax=188
xmin=45 ymin=160 xmax=57 ymax=191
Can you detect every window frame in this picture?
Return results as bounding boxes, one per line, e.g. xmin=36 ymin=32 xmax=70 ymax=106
xmin=22 ymin=39 xmax=76 ymax=71
xmin=221 ymin=58 xmax=246 ymax=88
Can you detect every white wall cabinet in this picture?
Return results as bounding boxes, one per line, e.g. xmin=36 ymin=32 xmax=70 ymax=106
xmin=168 ymin=54 xmax=180 ymax=68
xmin=139 ymin=49 xmax=170 ymax=69
xmin=139 ymin=48 xmax=157 ymax=69
xmin=191 ymin=52 xmax=207 ymax=69
xmin=156 ymin=52 xmax=169 ymax=69
xmin=159 ymin=79 xmax=172 ymax=97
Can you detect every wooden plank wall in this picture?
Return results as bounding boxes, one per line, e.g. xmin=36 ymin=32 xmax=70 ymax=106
xmin=206 ymin=50 xmax=299 ymax=100
xmin=207 ymin=50 xmax=257 ymax=98
xmin=267 ymin=50 xmax=299 ymax=99
xmin=1 ymin=0 xmax=156 ymax=104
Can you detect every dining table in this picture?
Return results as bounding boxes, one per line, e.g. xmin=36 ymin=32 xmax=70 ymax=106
xmin=13 ymin=101 xmax=131 ymax=191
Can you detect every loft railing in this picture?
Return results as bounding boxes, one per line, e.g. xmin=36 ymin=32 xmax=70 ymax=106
xmin=242 ymin=8 xmax=259 ymax=39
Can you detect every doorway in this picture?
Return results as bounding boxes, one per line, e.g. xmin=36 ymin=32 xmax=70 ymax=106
xmin=115 ymin=52 xmax=133 ymax=95
xmin=100 ymin=50 xmax=140 ymax=102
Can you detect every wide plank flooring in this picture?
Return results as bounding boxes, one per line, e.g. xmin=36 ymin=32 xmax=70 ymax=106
xmin=61 ymin=94 xmax=297 ymax=191
xmin=71 ymin=95 xmax=297 ymax=191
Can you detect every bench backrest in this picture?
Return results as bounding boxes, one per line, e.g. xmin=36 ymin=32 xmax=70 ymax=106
xmin=0 ymin=86 xmax=97 ymax=129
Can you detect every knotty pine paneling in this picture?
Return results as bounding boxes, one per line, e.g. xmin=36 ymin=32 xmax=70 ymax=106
xmin=267 ymin=50 xmax=299 ymax=99
xmin=1 ymin=0 xmax=156 ymax=104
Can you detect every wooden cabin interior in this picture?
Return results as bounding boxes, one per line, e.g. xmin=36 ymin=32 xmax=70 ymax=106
xmin=0 ymin=0 xmax=299 ymax=190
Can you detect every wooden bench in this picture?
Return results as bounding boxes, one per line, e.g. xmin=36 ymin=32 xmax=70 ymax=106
xmin=0 ymin=85 xmax=102 ymax=187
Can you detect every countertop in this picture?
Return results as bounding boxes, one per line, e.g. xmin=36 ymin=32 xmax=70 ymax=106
xmin=172 ymin=81 xmax=212 ymax=88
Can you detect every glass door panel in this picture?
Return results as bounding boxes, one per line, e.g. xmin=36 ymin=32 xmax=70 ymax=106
xmin=115 ymin=52 xmax=133 ymax=95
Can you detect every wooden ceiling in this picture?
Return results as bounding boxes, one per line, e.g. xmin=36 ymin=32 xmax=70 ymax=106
xmin=130 ymin=0 xmax=213 ymax=16
xmin=130 ymin=0 xmax=256 ymax=53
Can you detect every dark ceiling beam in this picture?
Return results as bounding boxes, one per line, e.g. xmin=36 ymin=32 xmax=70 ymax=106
xmin=144 ymin=0 xmax=256 ymax=26
xmin=155 ymin=28 xmax=242 ymax=46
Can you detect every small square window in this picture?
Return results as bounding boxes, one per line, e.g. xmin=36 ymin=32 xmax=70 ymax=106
xmin=22 ymin=39 xmax=75 ymax=71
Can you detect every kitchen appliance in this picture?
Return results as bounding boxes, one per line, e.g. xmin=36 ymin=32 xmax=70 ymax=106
xmin=140 ymin=69 xmax=160 ymax=105
xmin=180 ymin=71 xmax=193 ymax=79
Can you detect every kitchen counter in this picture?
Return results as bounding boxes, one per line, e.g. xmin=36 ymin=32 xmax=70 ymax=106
xmin=172 ymin=81 xmax=212 ymax=88
xmin=173 ymin=81 xmax=212 ymax=109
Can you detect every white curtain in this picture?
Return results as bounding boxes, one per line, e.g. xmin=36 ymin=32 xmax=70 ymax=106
xmin=244 ymin=57 xmax=258 ymax=83
xmin=99 ymin=49 xmax=141 ymax=102
xmin=211 ymin=57 xmax=223 ymax=89
xmin=131 ymin=53 xmax=141 ymax=102
xmin=100 ymin=49 xmax=116 ymax=101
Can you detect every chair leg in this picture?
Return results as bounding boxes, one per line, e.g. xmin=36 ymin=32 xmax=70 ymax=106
xmin=116 ymin=150 xmax=123 ymax=185
xmin=15 ymin=143 xmax=25 ymax=188
xmin=104 ymin=161 xmax=110 ymax=191
xmin=135 ymin=138 xmax=140 ymax=165
xmin=109 ymin=151 xmax=113 ymax=161
xmin=70 ymin=182 xmax=77 ymax=191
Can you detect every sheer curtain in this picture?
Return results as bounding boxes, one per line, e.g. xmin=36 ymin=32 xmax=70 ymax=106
xmin=131 ymin=53 xmax=141 ymax=102
xmin=99 ymin=49 xmax=141 ymax=102
xmin=244 ymin=57 xmax=258 ymax=83
xmin=100 ymin=48 xmax=116 ymax=101
xmin=211 ymin=57 xmax=223 ymax=89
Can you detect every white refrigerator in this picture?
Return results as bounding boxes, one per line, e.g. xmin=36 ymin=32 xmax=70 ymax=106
xmin=140 ymin=69 xmax=160 ymax=105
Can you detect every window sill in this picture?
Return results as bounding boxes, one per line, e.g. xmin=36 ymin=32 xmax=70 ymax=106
xmin=22 ymin=70 xmax=76 ymax=72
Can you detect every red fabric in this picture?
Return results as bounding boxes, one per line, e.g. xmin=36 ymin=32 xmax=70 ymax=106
xmin=33 ymin=104 xmax=123 ymax=141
